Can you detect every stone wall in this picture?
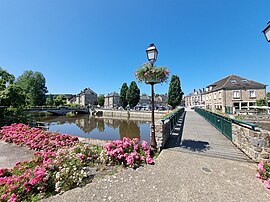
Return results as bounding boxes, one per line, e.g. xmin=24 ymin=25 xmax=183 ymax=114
xmin=232 ymin=124 xmax=270 ymax=162
xmin=98 ymin=109 xmax=167 ymax=120
xmin=156 ymin=119 xmax=171 ymax=148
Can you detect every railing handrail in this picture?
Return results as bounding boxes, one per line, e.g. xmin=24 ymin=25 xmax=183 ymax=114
xmin=195 ymin=107 xmax=257 ymax=131
xmin=161 ymin=108 xmax=183 ymax=122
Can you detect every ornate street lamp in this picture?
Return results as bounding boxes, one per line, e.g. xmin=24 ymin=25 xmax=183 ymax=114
xmin=146 ymin=43 xmax=158 ymax=150
xmin=262 ymin=21 xmax=270 ymax=42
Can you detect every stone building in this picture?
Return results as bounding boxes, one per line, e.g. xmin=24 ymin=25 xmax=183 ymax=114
xmin=184 ymin=89 xmax=203 ymax=108
xmin=155 ymin=94 xmax=168 ymax=106
xmin=139 ymin=95 xmax=151 ymax=106
xmin=67 ymin=88 xmax=97 ymax=107
xmin=104 ymin=92 xmax=120 ymax=109
xmin=203 ymin=74 xmax=267 ymax=114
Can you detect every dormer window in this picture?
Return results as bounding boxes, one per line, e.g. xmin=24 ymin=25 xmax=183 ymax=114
xmin=230 ymin=80 xmax=237 ymax=84
xmin=242 ymin=79 xmax=249 ymax=83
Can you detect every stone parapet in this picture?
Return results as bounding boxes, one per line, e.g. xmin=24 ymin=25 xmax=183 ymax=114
xmin=232 ymin=124 xmax=270 ymax=162
xmin=156 ymin=119 xmax=171 ymax=148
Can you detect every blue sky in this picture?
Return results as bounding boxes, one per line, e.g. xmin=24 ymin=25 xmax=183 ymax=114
xmin=0 ymin=0 xmax=269 ymax=96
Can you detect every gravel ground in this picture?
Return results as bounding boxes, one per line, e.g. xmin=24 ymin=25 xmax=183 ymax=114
xmin=0 ymin=140 xmax=34 ymax=168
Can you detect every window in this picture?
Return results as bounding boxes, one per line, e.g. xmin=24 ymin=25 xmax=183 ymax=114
xmin=242 ymin=79 xmax=249 ymax=83
xmin=214 ymin=93 xmax=217 ymax=100
xmin=219 ymin=92 xmax=222 ymax=99
xmin=249 ymin=90 xmax=256 ymax=98
xmin=233 ymin=90 xmax=240 ymax=99
xmin=231 ymin=80 xmax=237 ymax=84
xmin=206 ymin=95 xmax=208 ymax=101
xmin=209 ymin=94 xmax=212 ymax=101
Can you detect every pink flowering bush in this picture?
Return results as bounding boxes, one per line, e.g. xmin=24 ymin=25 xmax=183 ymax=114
xmin=102 ymin=137 xmax=154 ymax=168
xmin=256 ymin=161 xmax=270 ymax=189
xmin=0 ymin=123 xmax=79 ymax=151
xmin=0 ymin=124 xmax=155 ymax=201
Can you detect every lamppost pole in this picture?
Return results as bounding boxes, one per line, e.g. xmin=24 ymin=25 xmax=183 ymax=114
xmin=150 ymin=79 xmax=157 ymax=150
xmin=146 ymin=43 xmax=158 ymax=150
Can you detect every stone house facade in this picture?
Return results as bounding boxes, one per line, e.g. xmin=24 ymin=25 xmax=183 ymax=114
xmin=203 ymin=75 xmax=267 ymax=114
xmin=67 ymin=88 xmax=97 ymax=107
xmin=104 ymin=92 xmax=120 ymax=109
xmin=184 ymin=89 xmax=203 ymax=108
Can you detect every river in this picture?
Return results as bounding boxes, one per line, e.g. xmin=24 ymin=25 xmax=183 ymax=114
xmin=34 ymin=114 xmax=150 ymax=142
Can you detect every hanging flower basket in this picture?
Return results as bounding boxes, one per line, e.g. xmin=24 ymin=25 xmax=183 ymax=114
xmin=135 ymin=62 xmax=169 ymax=84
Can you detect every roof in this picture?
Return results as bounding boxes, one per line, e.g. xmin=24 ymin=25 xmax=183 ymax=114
xmin=106 ymin=92 xmax=119 ymax=97
xmin=79 ymin=88 xmax=97 ymax=95
xmin=186 ymin=89 xmax=203 ymax=97
xmin=206 ymin=74 xmax=267 ymax=92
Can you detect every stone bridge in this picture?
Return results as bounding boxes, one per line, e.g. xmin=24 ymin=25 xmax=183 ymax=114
xmin=27 ymin=108 xmax=90 ymax=115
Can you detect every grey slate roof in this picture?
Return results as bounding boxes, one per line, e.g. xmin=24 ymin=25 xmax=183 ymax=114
xmin=206 ymin=74 xmax=267 ymax=91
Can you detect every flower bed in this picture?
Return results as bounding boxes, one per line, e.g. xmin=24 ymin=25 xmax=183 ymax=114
xmin=0 ymin=124 xmax=154 ymax=201
xmin=256 ymin=161 xmax=270 ymax=189
xmin=0 ymin=123 xmax=79 ymax=151
xmin=135 ymin=62 xmax=169 ymax=83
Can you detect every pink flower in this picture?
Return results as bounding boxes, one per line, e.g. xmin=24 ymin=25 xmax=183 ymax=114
xmin=256 ymin=173 xmax=261 ymax=179
xmin=126 ymin=155 xmax=134 ymax=165
xmin=258 ymin=162 xmax=266 ymax=172
xmin=10 ymin=193 xmax=17 ymax=202
xmin=146 ymin=156 xmax=153 ymax=164
xmin=1 ymin=194 xmax=7 ymax=200
xmin=141 ymin=140 xmax=148 ymax=151
xmin=264 ymin=180 xmax=270 ymax=189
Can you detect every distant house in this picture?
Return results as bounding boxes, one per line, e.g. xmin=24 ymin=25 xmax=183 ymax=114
xmin=155 ymin=94 xmax=168 ymax=106
xmin=203 ymin=74 xmax=267 ymax=114
xmin=104 ymin=92 xmax=120 ymax=109
xmin=184 ymin=89 xmax=203 ymax=108
xmin=67 ymin=88 xmax=97 ymax=107
xmin=139 ymin=95 xmax=151 ymax=106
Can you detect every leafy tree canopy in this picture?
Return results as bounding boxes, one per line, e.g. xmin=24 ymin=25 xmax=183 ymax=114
xmin=16 ymin=70 xmax=48 ymax=106
xmin=54 ymin=94 xmax=67 ymax=106
xmin=119 ymin=83 xmax=129 ymax=108
xmin=0 ymin=67 xmax=15 ymax=91
xmin=256 ymin=99 xmax=267 ymax=106
xmin=126 ymin=81 xmax=140 ymax=108
xmin=167 ymin=75 xmax=184 ymax=109
xmin=97 ymin=94 xmax=105 ymax=107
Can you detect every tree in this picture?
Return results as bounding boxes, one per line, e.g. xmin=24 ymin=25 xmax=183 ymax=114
xmin=1 ymin=84 xmax=26 ymax=109
xmin=16 ymin=70 xmax=48 ymax=106
xmin=97 ymin=94 xmax=105 ymax=107
xmin=54 ymin=94 xmax=67 ymax=106
xmin=0 ymin=67 xmax=15 ymax=91
xmin=46 ymin=94 xmax=54 ymax=106
xmin=119 ymin=83 xmax=129 ymax=108
xmin=256 ymin=99 xmax=267 ymax=106
xmin=267 ymin=92 xmax=270 ymax=97
xmin=167 ymin=75 xmax=184 ymax=109
xmin=126 ymin=81 xmax=140 ymax=108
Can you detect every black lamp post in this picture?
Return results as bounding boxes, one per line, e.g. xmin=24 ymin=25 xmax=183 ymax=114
xmin=262 ymin=21 xmax=270 ymax=42
xmin=146 ymin=43 xmax=158 ymax=150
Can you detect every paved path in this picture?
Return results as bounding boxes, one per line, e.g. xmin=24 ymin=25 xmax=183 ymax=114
xmin=43 ymin=110 xmax=270 ymax=202
xmin=0 ymin=140 xmax=34 ymax=168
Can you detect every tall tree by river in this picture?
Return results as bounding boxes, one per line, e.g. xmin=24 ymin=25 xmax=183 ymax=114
xmin=16 ymin=70 xmax=48 ymax=106
xmin=167 ymin=75 xmax=184 ymax=109
xmin=126 ymin=81 xmax=140 ymax=108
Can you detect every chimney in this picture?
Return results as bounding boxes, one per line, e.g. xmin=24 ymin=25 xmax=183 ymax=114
xmin=194 ymin=89 xmax=196 ymax=93
xmin=203 ymin=88 xmax=205 ymax=92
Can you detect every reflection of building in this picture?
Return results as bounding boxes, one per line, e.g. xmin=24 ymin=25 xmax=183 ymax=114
xmin=104 ymin=92 xmax=120 ymax=109
xmin=119 ymin=121 xmax=140 ymax=140
xmin=75 ymin=117 xmax=97 ymax=133
xmin=67 ymin=88 xmax=97 ymax=107
xmin=203 ymin=75 xmax=267 ymax=114
xmin=103 ymin=118 xmax=121 ymax=129
xmin=184 ymin=89 xmax=203 ymax=108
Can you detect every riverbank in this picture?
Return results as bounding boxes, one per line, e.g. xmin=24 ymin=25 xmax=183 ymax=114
xmin=96 ymin=109 xmax=169 ymax=120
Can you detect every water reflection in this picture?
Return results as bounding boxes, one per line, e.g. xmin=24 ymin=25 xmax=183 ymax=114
xmin=35 ymin=114 xmax=150 ymax=142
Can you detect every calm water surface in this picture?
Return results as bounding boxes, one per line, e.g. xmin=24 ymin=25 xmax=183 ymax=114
xmin=34 ymin=114 xmax=150 ymax=142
